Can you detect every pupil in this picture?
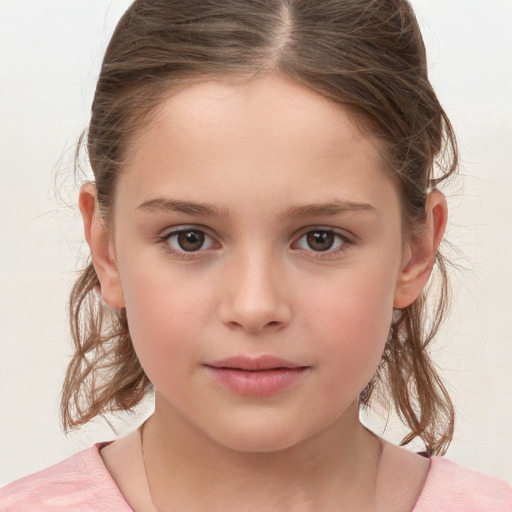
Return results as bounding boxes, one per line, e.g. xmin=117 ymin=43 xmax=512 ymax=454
xmin=178 ymin=231 xmax=204 ymax=251
xmin=307 ymin=231 xmax=334 ymax=251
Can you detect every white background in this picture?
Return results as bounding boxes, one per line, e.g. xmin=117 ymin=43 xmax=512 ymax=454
xmin=0 ymin=0 xmax=511 ymax=486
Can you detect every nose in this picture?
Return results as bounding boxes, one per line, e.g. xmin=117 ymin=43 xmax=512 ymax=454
xmin=218 ymin=250 xmax=291 ymax=333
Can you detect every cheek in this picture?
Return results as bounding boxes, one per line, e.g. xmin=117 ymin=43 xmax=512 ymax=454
xmin=296 ymin=260 xmax=397 ymax=389
xmin=120 ymin=265 xmax=214 ymax=385
xmin=301 ymin=258 xmax=397 ymax=333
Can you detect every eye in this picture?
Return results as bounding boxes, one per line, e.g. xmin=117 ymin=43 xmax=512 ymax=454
xmin=295 ymin=229 xmax=347 ymax=253
xmin=164 ymin=228 xmax=216 ymax=253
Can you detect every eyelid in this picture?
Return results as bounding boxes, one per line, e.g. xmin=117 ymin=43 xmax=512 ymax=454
xmin=162 ymin=224 xmax=206 ymax=237
xmin=292 ymin=226 xmax=353 ymax=255
xmin=293 ymin=225 xmax=352 ymax=242
xmin=157 ymin=224 xmax=353 ymax=260
xmin=159 ymin=225 xmax=220 ymax=257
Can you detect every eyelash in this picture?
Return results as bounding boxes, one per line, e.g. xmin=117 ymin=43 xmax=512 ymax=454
xmin=159 ymin=226 xmax=351 ymax=260
xmin=158 ymin=226 xmax=218 ymax=260
xmin=292 ymin=229 xmax=350 ymax=258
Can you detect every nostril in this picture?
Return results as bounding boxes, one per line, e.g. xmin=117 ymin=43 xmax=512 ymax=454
xmin=226 ymin=318 xmax=283 ymax=333
xmin=218 ymin=293 xmax=291 ymax=333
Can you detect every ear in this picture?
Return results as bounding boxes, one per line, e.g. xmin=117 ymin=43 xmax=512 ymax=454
xmin=393 ymin=190 xmax=448 ymax=309
xmin=78 ymin=183 xmax=125 ymax=309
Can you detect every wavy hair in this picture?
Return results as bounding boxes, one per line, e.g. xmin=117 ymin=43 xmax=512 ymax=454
xmin=61 ymin=0 xmax=456 ymax=455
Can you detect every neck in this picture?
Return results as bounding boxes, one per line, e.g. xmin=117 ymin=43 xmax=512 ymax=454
xmin=141 ymin=396 xmax=383 ymax=512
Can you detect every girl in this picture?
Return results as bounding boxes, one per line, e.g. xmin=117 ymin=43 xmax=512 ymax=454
xmin=1 ymin=0 xmax=510 ymax=510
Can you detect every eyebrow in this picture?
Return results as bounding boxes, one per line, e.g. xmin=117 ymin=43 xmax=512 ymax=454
xmin=137 ymin=198 xmax=229 ymax=217
xmin=136 ymin=197 xmax=376 ymax=218
xmin=280 ymin=199 xmax=376 ymax=219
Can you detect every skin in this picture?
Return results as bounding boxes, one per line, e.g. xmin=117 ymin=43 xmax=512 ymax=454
xmin=80 ymin=74 xmax=447 ymax=511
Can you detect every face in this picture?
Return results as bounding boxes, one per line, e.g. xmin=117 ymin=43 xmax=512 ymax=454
xmin=88 ymin=74 xmax=431 ymax=452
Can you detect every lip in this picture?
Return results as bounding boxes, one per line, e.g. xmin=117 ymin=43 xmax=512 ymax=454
xmin=207 ymin=355 xmax=304 ymax=371
xmin=205 ymin=355 xmax=309 ymax=396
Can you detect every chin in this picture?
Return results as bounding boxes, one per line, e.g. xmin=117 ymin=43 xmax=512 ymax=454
xmin=202 ymin=413 xmax=326 ymax=454
xmin=214 ymin=431 xmax=305 ymax=454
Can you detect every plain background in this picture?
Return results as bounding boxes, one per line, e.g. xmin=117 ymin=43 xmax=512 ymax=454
xmin=0 ymin=0 xmax=511 ymax=487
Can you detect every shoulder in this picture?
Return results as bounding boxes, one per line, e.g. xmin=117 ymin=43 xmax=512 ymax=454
xmin=413 ymin=456 xmax=512 ymax=512
xmin=0 ymin=443 xmax=132 ymax=512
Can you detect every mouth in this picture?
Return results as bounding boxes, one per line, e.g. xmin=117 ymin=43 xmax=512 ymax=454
xmin=206 ymin=355 xmax=305 ymax=371
xmin=204 ymin=355 xmax=309 ymax=396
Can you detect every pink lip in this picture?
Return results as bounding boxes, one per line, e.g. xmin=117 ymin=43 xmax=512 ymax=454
xmin=205 ymin=356 xmax=309 ymax=396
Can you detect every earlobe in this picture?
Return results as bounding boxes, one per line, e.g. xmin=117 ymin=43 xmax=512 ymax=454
xmin=78 ymin=183 xmax=125 ymax=309
xmin=393 ymin=190 xmax=448 ymax=309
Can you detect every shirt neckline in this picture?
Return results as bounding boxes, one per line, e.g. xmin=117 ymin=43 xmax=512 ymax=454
xmin=91 ymin=442 xmax=438 ymax=512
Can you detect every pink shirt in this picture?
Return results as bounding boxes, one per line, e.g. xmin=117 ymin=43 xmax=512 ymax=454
xmin=1 ymin=443 xmax=511 ymax=511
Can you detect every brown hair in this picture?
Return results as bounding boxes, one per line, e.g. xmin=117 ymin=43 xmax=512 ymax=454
xmin=61 ymin=0 xmax=457 ymax=455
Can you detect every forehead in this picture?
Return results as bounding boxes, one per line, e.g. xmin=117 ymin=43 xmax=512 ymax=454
xmin=132 ymin=74 xmax=378 ymax=157
xmin=118 ymin=74 xmax=398 ymax=216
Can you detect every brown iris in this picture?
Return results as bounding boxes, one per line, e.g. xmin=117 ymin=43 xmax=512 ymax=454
xmin=177 ymin=230 xmax=205 ymax=251
xmin=306 ymin=231 xmax=335 ymax=252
